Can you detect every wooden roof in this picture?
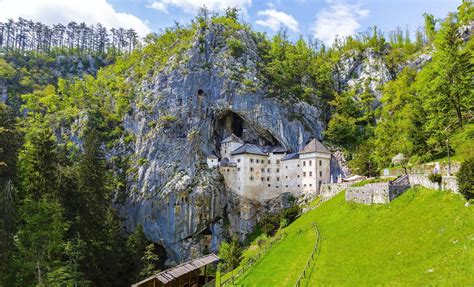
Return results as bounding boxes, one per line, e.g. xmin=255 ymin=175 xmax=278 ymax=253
xmin=132 ymin=254 xmax=219 ymax=286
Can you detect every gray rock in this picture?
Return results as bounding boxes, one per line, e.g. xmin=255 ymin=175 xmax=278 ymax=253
xmin=119 ymin=22 xmax=328 ymax=263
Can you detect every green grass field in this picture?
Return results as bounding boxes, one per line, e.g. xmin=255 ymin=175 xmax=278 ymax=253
xmin=236 ymin=187 xmax=474 ymax=286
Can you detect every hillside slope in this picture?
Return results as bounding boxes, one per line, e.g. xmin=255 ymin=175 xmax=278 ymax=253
xmin=237 ymin=187 xmax=474 ymax=286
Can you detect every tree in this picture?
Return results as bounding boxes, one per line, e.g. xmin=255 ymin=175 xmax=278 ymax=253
xmin=423 ymin=13 xmax=437 ymax=42
xmin=139 ymin=244 xmax=160 ymax=280
xmin=218 ymin=237 xmax=242 ymax=271
xmin=126 ymin=225 xmax=149 ymax=281
xmin=14 ymin=196 xmax=68 ymax=286
xmin=19 ymin=119 xmax=58 ymax=200
xmin=349 ymin=140 xmax=379 ymax=177
xmin=457 ymin=157 xmax=474 ymax=200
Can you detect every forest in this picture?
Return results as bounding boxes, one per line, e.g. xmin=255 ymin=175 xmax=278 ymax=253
xmin=0 ymin=1 xmax=473 ymax=286
xmin=0 ymin=18 xmax=140 ymax=54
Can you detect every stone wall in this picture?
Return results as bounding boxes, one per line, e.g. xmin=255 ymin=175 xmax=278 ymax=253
xmin=346 ymin=183 xmax=389 ymax=204
xmin=319 ymin=182 xmax=351 ymax=200
xmin=345 ymin=176 xmax=410 ymax=205
xmin=408 ymin=174 xmax=458 ymax=193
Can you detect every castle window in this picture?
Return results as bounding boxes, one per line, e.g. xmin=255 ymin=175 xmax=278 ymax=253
xmin=319 ymin=160 xmax=322 ymax=166
xmin=320 ymin=171 xmax=323 ymax=177
xmin=303 ymin=172 xmax=306 ymax=177
xmin=250 ymin=158 xmax=254 ymax=163
xmin=261 ymin=177 xmax=264 ymax=181
xmin=237 ymin=159 xmax=241 ymax=163
xmin=268 ymin=184 xmax=271 ymax=187
xmin=250 ymin=167 xmax=254 ymax=172
xmin=267 ymin=168 xmax=271 ymax=172
xmin=276 ymin=177 xmax=280 ymax=181
xmin=276 ymin=160 xmax=280 ymax=164
xmin=298 ymin=185 xmax=300 ymax=187
xmin=309 ymin=160 xmax=312 ymax=166
xmin=304 ymin=184 xmax=306 ymax=187
xmin=297 ymin=164 xmax=300 ymax=167
xmin=286 ymin=185 xmax=288 ymax=188
xmin=276 ymin=186 xmax=279 ymax=188
xmin=303 ymin=161 xmax=306 ymax=166
xmin=309 ymin=184 xmax=312 ymax=187
xmin=237 ymin=167 xmax=240 ymax=171
xmin=297 ymin=175 xmax=300 ymax=178
xmin=256 ymin=159 xmax=259 ymax=163
xmin=286 ymin=176 xmax=288 ymax=178
xmin=267 ymin=177 xmax=270 ymax=181
xmin=250 ymin=176 xmax=254 ymax=181
xmin=268 ymin=160 xmax=271 ymax=164
xmin=285 ymin=166 xmax=288 ymax=169
xmin=276 ymin=168 xmax=280 ymax=172
xmin=309 ymin=171 xmax=312 ymax=176
xmin=227 ymin=169 xmax=230 ymax=172
xmin=261 ymin=168 xmax=265 ymax=172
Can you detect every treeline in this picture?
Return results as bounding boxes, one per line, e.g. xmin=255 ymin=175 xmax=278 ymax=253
xmin=0 ymin=18 xmax=140 ymax=54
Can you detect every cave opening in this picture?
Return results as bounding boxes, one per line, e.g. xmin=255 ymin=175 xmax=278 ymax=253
xmin=214 ymin=110 xmax=280 ymax=152
xmin=153 ymin=243 xmax=167 ymax=270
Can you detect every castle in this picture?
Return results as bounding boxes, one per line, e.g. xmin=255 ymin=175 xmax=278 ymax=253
xmin=206 ymin=134 xmax=332 ymax=201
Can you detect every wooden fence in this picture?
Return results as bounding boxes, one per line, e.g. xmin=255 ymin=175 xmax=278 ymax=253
xmin=294 ymin=223 xmax=321 ymax=287
xmin=219 ymin=231 xmax=287 ymax=286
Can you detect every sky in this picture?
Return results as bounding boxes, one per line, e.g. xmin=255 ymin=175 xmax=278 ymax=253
xmin=0 ymin=0 xmax=462 ymax=45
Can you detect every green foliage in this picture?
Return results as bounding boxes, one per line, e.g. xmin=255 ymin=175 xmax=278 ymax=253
xmin=14 ymin=196 xmax=68 ymax=286
xmin=139 ymin=244 xmax=161 ymax=280
xmin=458 ymin=0 xmax=474 ymax=24
xmin=423 ymin=13 xmax=437 ymax=42
xmin=457 ymin=157 xmax=474 ymax=200
xmin=226 ymin=37 xmax=246 ymax=57
xmin=218 ymin=236 xmax=242 ymax=271
xmin=428 ymin=173 xmax=442 ymax=184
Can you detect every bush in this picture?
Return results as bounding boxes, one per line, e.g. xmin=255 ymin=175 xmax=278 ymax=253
xmin=226 ymin=37 xmax=246 ymax=58
xmin=457 ymin=158 xmax=474 ymax=200
xmin=260 ymin=212 xmax=280 ymax=236
xmin=428 ymin=173 xmax=442 ymax=184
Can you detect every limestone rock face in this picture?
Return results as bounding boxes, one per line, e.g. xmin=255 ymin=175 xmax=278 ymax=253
xmin=120 ymin=22 xmax=325 ymax=263
xmin=334 ymin=46 xmax=392 ymax=99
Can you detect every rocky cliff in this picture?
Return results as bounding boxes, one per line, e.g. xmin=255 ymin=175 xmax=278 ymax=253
xmin=119 ymin=21 xmax=327 ymax=264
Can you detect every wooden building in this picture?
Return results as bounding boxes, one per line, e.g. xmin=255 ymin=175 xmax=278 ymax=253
xmin=132 ymin=254 xmax=219 ymax=287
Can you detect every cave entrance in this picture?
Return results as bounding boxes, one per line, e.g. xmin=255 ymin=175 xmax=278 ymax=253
xmin=153 ymin=243 xmax=167 ymax=270
xmin=215 ymin=110 xmax=244 ymax=140
xmin=214 ymin=110 xmax=279 ymax=149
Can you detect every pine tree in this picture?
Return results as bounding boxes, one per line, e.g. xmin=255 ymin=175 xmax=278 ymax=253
xmin=139 ymin=244 xmax=160 ymax=280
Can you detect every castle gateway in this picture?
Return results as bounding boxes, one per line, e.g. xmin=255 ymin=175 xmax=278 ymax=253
xmin=207 ymin=135 xmax=331 ymax=201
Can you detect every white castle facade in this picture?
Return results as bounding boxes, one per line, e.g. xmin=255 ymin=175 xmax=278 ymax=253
xmin=206 ymin=134 xmax=332 ymax=201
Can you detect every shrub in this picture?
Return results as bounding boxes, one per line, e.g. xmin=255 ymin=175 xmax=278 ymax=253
xmin=260 ymin=212 xmax=280 ymax=236
xmin=226 ymin=37 xmax=246 ymax=58
xmin=428 ymin=173 xmax=442 ymax=184
xmin=218 ymin=236 xmax=242 ymax=270
xmin=457 ymin=157 xmax=474 ymax=200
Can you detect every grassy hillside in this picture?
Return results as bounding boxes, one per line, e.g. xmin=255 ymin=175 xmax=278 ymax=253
xmin=237 ymin=187 xmax=474 ymax=286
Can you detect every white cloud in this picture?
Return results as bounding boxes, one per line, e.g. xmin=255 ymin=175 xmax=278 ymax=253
xmin=147 ymin=0 xmax=252 ymax=14
xmin=312 ymin=3 xmax=369 ymax=45
xmin=0 ymin=0 xmax=151 ymax=37
xmin=147 ymin=2 xmax=168 ymax=13
xmin=256 ymin=9 xmax=299 ymax=33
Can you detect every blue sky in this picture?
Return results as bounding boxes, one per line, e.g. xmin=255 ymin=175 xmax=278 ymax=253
xmin=0 ymin=0 xmax=461 ymax=44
